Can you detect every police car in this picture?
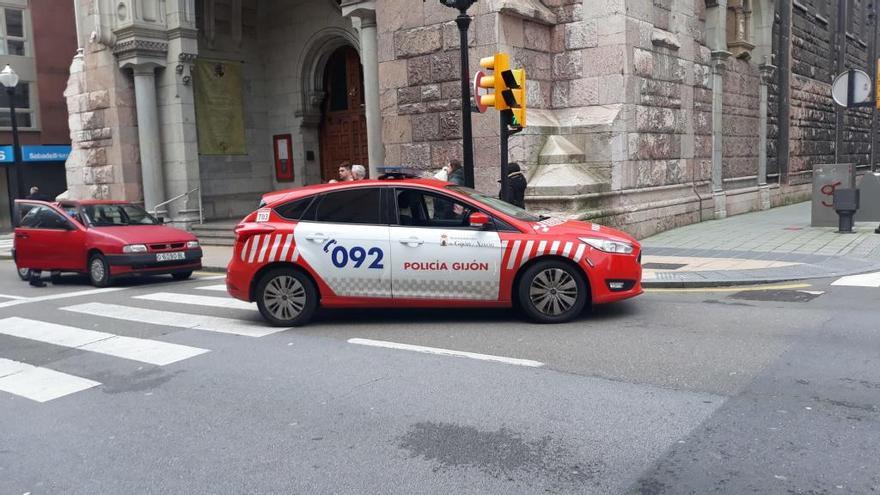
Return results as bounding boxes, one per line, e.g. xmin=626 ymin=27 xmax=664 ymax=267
xmin=226 ymin=178 xmax=642 ymax=326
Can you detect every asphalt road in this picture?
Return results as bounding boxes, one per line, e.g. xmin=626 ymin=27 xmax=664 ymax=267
xmin=0 ymin=261 xmax=878 ymax=494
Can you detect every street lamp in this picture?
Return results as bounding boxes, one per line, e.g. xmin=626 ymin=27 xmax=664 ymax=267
xmin=439 ymin=0 xmax=477 ymax=188
xmin=0 ymin=64 xmax=23 ymax=221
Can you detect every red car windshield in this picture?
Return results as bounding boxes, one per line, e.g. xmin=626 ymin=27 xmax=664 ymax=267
xmin=82 ymin=204 xmax=159 ymax=227
xmin=447 ymin=185 xmax=542 ymax=222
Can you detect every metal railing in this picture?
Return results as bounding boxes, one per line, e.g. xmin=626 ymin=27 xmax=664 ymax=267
xmin=150 ymin=187 xmax=203 ymax=226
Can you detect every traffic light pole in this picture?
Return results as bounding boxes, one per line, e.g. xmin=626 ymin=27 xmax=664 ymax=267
xmin=499 ymin=109 xmax=522 ymax=205
xmin=500 ymin=110 xmax=510 ymax=203
xmin=454 ymin=11 xmax=475 ymax=188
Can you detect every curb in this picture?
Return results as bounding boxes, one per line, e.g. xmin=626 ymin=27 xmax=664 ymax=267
xmin=201 ymin=265 xmax=227 ymax=274
xmin=641 ymin=277 xmax=798 ymax=289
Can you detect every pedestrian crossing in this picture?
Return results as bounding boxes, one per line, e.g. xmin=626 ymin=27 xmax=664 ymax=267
xmin=831 ymin=271 xmax=880 ymax=288
xmin=0 ymin=237 xmax=12 ymax=257
xmin=0 ymin=279 xmax=277 ymax=404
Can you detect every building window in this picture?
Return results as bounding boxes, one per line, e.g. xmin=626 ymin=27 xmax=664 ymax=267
xmin=0 ymin=81 xmax=34 ymax=129
xmin=726 ymin=0 xmax=756 ymax=59
xmin=0 ymin=7 xmax=26 ymax=56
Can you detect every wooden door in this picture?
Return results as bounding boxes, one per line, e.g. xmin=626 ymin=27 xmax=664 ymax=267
xmin=319 ymin=46 xmax=368 ymax=182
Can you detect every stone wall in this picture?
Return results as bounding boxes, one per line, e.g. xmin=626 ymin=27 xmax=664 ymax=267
xmin=197 ymin=0 xmax=272 ymax=219
xmin=64 ymin=38 xmax=142 ymax=202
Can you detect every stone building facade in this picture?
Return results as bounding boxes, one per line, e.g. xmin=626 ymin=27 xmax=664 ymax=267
xmin=64 ymin=0 xmax=879 ymax=238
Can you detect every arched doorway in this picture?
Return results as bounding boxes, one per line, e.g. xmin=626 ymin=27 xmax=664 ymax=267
xmin=319 ymin=45 xmax=368 ymax=181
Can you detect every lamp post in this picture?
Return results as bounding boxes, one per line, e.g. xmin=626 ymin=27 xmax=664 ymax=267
xmin=439 ymin=0 xmax=476 ymax=188
xmin=0 ymin=64 xmax=23 ymax=221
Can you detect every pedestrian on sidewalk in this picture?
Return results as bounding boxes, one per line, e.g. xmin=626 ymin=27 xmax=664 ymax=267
xmin=351 ymin=164 xmax=366 ymax=180
xmin=499 ymin=162 xmax=527 ymax=208
xmin=446 ymin=159 xmax=465 ymax=186
xmin=26 ymin=186 xmax=51 ymax=202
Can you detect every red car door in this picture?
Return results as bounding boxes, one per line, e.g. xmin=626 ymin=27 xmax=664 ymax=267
xmin=14 ymin=201 xmax=86 ymax=271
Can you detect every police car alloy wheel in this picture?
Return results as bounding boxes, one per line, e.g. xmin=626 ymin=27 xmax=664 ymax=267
xmin=518 ymin=260 xmax=588 ymax=323
xmin=88 ymin=254 xmax=111 ymax=288
xmin=17 ymin=266 xmax=30 ymax=281
xmin=255 ymin=267 xmax=318 ymax=327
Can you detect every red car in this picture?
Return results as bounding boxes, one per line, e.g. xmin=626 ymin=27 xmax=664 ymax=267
xmin=13 ymin=199 xmax=202 ymax=286
xmin=227 ymin=178 xmax=642 ymax=326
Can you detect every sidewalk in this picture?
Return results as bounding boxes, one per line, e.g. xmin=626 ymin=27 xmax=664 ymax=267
xmin=641 ymin=201 xmax=880 ymax=287
xmin=6 ymin=202 xmax=880 ymax=288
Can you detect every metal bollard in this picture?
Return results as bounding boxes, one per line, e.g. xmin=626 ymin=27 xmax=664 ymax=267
xmin=833 ymin=188 xmax=860 ymax=233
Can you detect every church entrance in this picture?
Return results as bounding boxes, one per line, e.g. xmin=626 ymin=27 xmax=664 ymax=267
xmin=319 ymin=45 xmax=368 ymax=182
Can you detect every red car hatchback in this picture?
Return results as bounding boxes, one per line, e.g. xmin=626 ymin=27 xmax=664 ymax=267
xmin=13 ymin=199 xmax=203 ymax=286
xmin=226 ymin=178 xmax=642 ymax=326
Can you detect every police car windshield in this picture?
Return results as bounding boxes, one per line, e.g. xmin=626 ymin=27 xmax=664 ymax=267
xmin=447 ymin=185 xmax=542 ymax=222
xmin=82 ymin=204 xmax=160 ymax=227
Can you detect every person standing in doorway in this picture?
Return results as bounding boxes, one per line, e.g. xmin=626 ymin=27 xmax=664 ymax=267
xmin=337 ymin=162 xmax=354 ymax=182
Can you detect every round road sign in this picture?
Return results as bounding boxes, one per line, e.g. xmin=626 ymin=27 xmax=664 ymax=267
xmin=832 ymin=69 xmax=872 ymax=107
xmin=473 ymin=70 xmax=488 ymax=113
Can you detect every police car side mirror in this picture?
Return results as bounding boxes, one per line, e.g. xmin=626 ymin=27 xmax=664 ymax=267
xmin=469 ymin=212 xmax=490 ymax=229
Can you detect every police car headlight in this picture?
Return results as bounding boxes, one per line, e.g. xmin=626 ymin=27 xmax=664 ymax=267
xmin=123 ymin=244 xmax=148 ymax=254
xmin=578 ymin=237 xmax=634 ymax=254
xmin=186 ymin=241 xmax=200 ymax=249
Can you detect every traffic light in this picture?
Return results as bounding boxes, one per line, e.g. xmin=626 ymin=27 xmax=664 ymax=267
xmin=478 ymin=53 xmax=511 ymax=110
xmin=506 ymin=68 xmax=526 ymax=128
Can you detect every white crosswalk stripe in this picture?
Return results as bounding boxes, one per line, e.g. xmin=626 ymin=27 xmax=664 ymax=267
xmin=0 ymin=238 xmax=12 ymax=255
xmin=0 ymin=317 xmax=209 ymax=366
xmin=134 ymin=292 xmax=254 ymax=310
xmin=0 ymin=358 xmax=100 ymax=403
xmin=196 ymin=284 xmax=228 ymax=292
xmin=61 ymin=302 xmax=281 ymax=337
xmin=831 ymin=271 xmax=880 ymax=288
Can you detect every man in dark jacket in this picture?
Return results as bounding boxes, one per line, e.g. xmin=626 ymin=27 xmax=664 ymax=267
xmin=500 ymin=162 xmax=527 ymax=208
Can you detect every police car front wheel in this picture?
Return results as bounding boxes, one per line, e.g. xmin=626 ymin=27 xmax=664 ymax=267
xmin=256 ymin=267 xmax=318 ymax=327
xmin=517 ymin=260 xmax=588 ymax=323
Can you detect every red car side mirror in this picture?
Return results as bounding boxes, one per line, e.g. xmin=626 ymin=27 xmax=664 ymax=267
xmin=469 ymin=212 xmax=490 ymax=228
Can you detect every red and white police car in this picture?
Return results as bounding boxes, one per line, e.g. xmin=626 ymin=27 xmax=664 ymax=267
xmin=226 ymin=178 xmax=642 ymax=326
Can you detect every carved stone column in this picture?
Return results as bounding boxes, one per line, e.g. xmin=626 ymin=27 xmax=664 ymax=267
xmin=115 ymin=37 xmax=169 ymax=214
xmin=758 ymin=62 xmax=776 ymax=210
xmin=711 ymin=50 xmax=731 ymax=219
xmin=132 ymin=65 xmax=166 ymax=214
xmin=342 ymin=1 xmax=384 ymax=178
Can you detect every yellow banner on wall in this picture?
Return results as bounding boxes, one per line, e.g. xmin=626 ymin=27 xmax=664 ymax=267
xmin=194 ymin=59 xmax=247 ymax=155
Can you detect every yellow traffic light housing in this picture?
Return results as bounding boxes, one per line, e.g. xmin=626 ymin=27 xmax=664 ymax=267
xmin=478 ymin=53 xmax=511 ymax=110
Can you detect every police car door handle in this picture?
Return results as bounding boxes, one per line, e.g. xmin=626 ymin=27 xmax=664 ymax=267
xmin=399 ymin=237 xmax=424 ymax=246
xmin=15 ymin=233 xmax=27 ymax=239
xmin=305 ymin=233 xmax=327 ymax=242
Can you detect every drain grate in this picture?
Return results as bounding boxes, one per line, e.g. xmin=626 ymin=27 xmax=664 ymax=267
xmin=642 ymin=262 xmax=687 ymax=270
xmin=729 ymin=289 xmax=823 ymax=303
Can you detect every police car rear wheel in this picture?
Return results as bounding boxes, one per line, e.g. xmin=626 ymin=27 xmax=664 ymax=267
xmin=256 ymin=268 xmax=317 ymax=327
xmin=518 ymin=260 xmax=587 ymax=323
xmin=88 ymin=254 xmax=111 ymax=288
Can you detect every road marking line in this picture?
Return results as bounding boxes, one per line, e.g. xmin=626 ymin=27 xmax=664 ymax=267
xmin=61 ymin=303 xmax=280 ymax=338
xmin=0 ymin=317 xmax=209 ymax=366
xmin=0 ymin=287 xmax=125 ymax=309
xmin=135 ymin=292 xmax=255 ymax=310
xmin=347 ymin=338 xmax=545 ymax=368
xmin=644 ymin=283 xmax=812 ymax=293
xmin=831 ymin=271 xmax=880 ymax=288
xmin=195 ymin=274 xmax=227 ymax=280
xmin=0 ymin=358 xmax=100 ymax=402
xmin=0 ymin=293 xmax=27 ymax=300
xmin=196 ymin=284 xmax=228 ymax=291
